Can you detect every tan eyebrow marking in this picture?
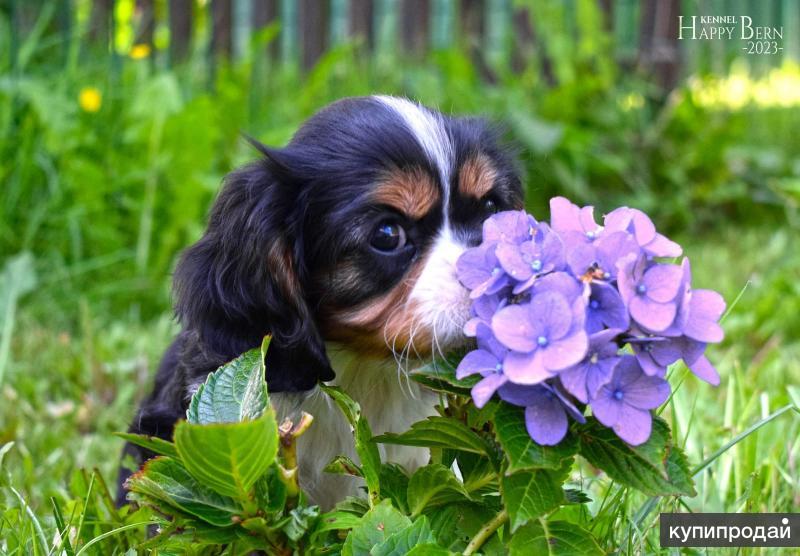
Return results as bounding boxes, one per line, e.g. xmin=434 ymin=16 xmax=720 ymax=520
xmin=372 ymin=167 xmax=440 ymax=219
xmin=458 ymin=153 xmax=497 ymax=200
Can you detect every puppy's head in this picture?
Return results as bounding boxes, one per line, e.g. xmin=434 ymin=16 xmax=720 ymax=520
xmin=175 ymin=96 xmax=522 ymax=392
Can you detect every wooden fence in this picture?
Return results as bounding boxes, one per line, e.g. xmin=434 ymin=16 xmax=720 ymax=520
xmin=7 ymin=1 xmax=800 ymax=88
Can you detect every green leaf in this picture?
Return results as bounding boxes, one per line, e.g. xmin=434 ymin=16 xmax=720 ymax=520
xmin=115 ymin=432 xmax=179 ymax=459
xmin=379 ymin=463 xmax=410 ymax=514
xmin=342 ymin=500 xmax=412 ymax=556
xmin=374 ymin=416 xmax=489 ymax=455
xmin=500 ymin=470 xmax=566 ymax=532
xmin=407 ymin=464 xmax=472 ymax=517
xmin=456 ymin=452 xmax=497 ymax=495
xmin=507 ymin=520 xmax=603 ymax=555
xmin=494 ymin=404 xmax=578 ymax=473
xmin=174 ymin=411 xmax=279 ymax=499
xmin=311 ymin=510 xmax=364 ymax=545
xmin=410 ymin=354 xmax=478 ymax=396
xmin=126 ymin=457 xmax=242 ymax=527
xmin=405 ymin=545 xmax=455 ymax=556
xmin=577 ymin=416 xmax=695 ymax=496
xmin=424 ymin=505 xmax=463 ymax=549
xmin=322 ymin=385 xmax=382 ymax=504
xmin=253 ymin=466 xmax=287 ymax=515
xmin=324 ymin=455 xmax=364 ymax=477
xmin=186 ymin=337 xmax=270 ymax=424
xmin=370 ymin=516 xmax=437 ymax=556
xmin=283 ymin=505 xmax=321 ymax=542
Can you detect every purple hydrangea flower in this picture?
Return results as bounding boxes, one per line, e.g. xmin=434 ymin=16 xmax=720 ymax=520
xmin=617 ymin=254 xmax=684 ymax=332
xmin=633 ymin=335 xmax=720 ymax=386
xmin=456 ymin=324 xmax=509 ymax=407
xmin=604 ymin=207 xmax=682 ymax=258
xmin=495 ymin=224 xmax=565 ymax=294
xmin=586 ymin=281 xmax=629 ymax=334
xmin=463 ymin=290 xmax=508 ymax=337
xmin=590 ymin=356 xmax=671 ymax=445
xmin=550 ymin=197 xmax=602 ymax=242
xmin=456 ymin=243 xmax=511 ymax=299
xmin=453 ymin=200 xmax=724 ymax=447
xmin=498 ymin=382 xmax=585 ymax=445
xmin=482 ymin=210 xmax=538 ymax=245
xmin=559 ymin=329 xmax=622 ymax=403
xmin=492 ymin=280 xmax=588 ymax=384
xmin=564 ymin=230 xmax=641 ymax=281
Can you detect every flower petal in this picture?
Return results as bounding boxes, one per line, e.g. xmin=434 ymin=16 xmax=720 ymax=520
xmin=471 ymin=374 xmax=508 ymax=408
xmin=612 ymin=405 xmax=652 ymax=445
xmin=525 ymin=401 xmax=568 ymax=445
xmin=542 ymin=331 xmax=589 ymax=372
xmin=503 ymin=350 xmax=553 ymax=385
xmin=549 ymin=197 xmax=582 ymax=233
xmin=528 ymin=291 xmax=573 ymax=341
xmin=683 ymin=290 xmax=726 ymax=343
xmin=591 ymin=390 xmax=623 ymax=427
xmin=456 ymin=349 xmax=499 ymax=379
xmin=644 ymin=233 xmax=682 ymax=258
xmin=687 ymin=353 xmax=720 ymax=386
xmin=622 ymin=374 xmax=671 ymax=410
xmin=492 ymin=305 xmax=539 ymax=352
xmin=642 ymin=264 xmax=683 ymax=303
xmin=630 ymin=296 xmax=677 ymax=332
xmin=496 ymin=242 xmax=534 ymax=281
xmin=559 ymin=364 xmax=590 ymax=403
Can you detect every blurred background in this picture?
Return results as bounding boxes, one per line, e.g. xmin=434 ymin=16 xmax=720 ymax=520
xmin=1 ymin=0 xmax=799 ymax=543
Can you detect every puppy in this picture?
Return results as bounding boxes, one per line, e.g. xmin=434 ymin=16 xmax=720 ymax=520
xmin=118 ymin=96 xmax=522 ymax=509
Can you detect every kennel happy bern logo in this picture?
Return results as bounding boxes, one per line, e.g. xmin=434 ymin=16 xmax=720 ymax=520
xmin=679 ymin=16 xmax=784 ymax=54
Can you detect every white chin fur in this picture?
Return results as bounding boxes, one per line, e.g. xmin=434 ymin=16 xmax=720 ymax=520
xmin=409 ymin=229 xmax=472 ymax=354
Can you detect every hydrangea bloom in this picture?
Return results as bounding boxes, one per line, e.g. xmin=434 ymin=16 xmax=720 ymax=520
xmin=455 ymin=197 xmax=726 ymax=446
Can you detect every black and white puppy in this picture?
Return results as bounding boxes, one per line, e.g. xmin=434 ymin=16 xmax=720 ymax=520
xmin=119 ymin=96 xmax=523 ymax=509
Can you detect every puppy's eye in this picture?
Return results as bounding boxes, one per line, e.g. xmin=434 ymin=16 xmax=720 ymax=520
xmin=370 ymin=221 xmax=408 ymax=252
xmin=483 ymin=197 xmax=499 ymax=214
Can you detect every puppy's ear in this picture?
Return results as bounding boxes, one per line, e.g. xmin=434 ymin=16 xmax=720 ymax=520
xmin=173 ymin=153 xmax=334 ymax=392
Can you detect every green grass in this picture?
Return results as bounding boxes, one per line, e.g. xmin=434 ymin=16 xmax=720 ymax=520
xmin=2 ymin=226 xmax=798 ymax=554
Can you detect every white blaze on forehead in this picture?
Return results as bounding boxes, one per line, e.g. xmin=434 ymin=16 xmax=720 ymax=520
xmin=374 ymin=95 xmax=454 ymax=223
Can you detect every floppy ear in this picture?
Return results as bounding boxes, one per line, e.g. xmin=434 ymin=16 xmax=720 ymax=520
xmin=173 ymin=154 xmax=335 ymax=392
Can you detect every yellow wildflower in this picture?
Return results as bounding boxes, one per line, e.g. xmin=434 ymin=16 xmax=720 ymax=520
xmin=130 ymin=43 xmax=151 ymax=60
xmin=78 ymin=87 xmax=102 ymax=113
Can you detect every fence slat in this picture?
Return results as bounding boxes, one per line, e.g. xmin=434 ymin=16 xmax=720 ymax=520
xmin=169 ymin=0 xmax=192 ymax=64
xmin=211 ymin=0 xmax=233 ymax=58
xmin=401 ymin=0 xmax=430 ymax=55
xmin=298 ymin=0 xmax=329 ymax=69
xmin=350 ymin=0 xmax=375 ymax=48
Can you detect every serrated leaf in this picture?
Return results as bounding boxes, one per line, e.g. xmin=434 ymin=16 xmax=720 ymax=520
xmin=494 ymin=404 xmax=578 ymax=473
xmin=507 ymin=520 xmax=603 ymax=555
xmin=501 ymin=470 xmax=566 ymax=532
xmin=336 ymin=496 xmax=371 ymax=516
xmin=370 ymin=516 xmax=436 ymax=556
xmin=126 ymin=456 xmax=242 ymax=526
xmin=322 ymin=385 xmax=382 ymax=504
xmin=186 ymin=338 xmax=270 ymax=424
xmin=174 ymin=411 xmax=278 ymax=499
xmin=455 ymin=452 xmax=496 ymax=495
xmin=374 ymin=417 xmax=489 ymax=455
xmin=115 ymin=432 xmax=179 ymax=459
xmin=342 ymin=500 xmax=412 ymax=556
xmin=325 ymin=455 xmax=364 ymax=477
xmin=407 ymin=464 xmax=472 ymax=517
xmin=379 ymin=463 xmax=409 ymax=514
xmin=577 ymin=416 xmax=695 ymax=496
